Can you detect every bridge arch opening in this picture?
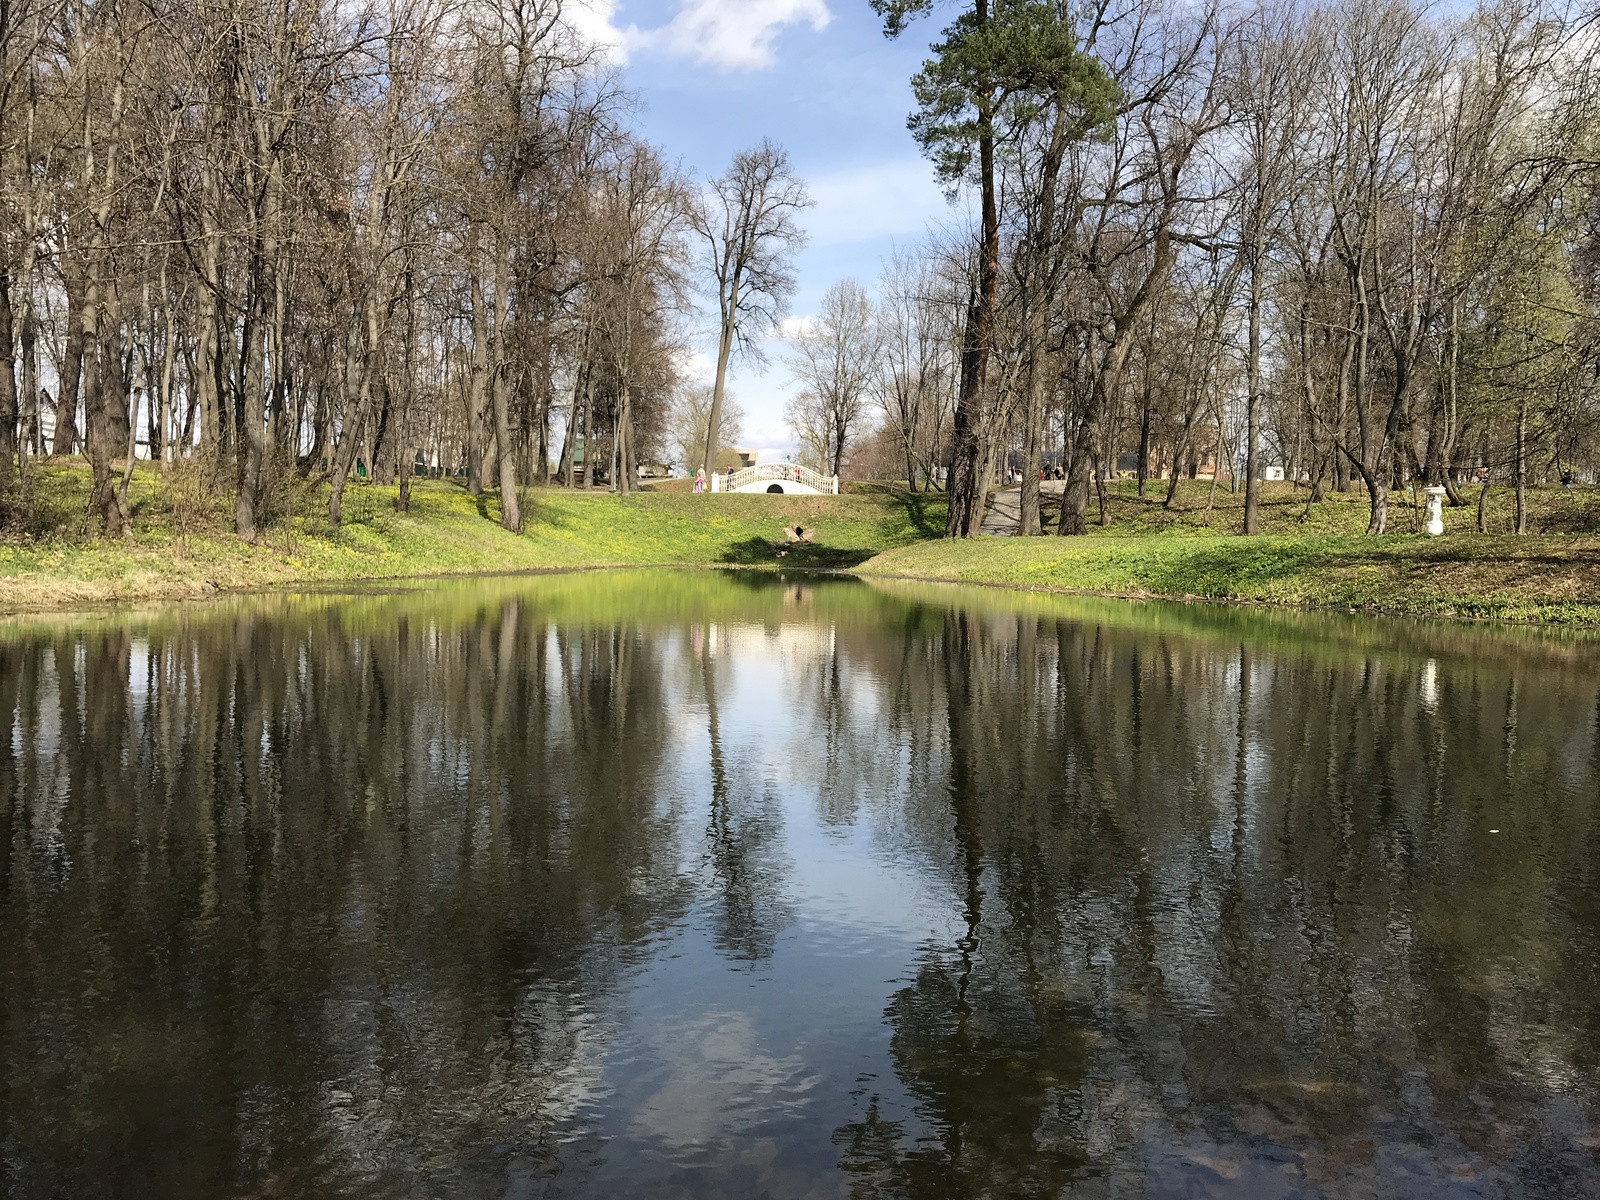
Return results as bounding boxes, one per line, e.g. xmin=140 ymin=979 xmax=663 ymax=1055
xmin=766 ymin=483 xmax=784 ymax=494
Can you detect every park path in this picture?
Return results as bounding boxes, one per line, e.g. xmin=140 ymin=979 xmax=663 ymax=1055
xmin=980 ymin=481 xmax=1066 ymax=536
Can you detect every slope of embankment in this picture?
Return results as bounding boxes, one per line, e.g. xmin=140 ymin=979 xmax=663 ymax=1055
xmin=0 ymin=466 xmax=942 ymax=613
xmin=5 ymin=466 xmax=1599 ymax=624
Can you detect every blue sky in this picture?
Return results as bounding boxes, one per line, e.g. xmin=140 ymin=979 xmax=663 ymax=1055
xmin=575 ymin=0 xmax=961 ymax=459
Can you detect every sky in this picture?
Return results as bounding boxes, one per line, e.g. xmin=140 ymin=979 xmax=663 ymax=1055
xmin=573 ymin=0 xmax=962 ymax=462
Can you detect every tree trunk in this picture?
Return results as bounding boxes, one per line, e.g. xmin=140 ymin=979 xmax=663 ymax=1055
xmin=156 ymin=301 xmax=177 ymax=465
xmin=0 ymin=272 xmax=18 ymax=486
xmin=1353 ymin=454 xmax=1387 ymax=536
xmin=1094 ymin=449 xmax=1110 ymax=527
xmin=583 ymin=387 xmax=597 ymax=489
xmin=945 ymin=0 xmax=998 ymax=539
xmin=396 ymin=453 xmax=414 ymax=511
xmin=616 ymin=380 xmax=634 ymax=497
xmin=328 ymin=330 xmax=366 ymax=525
xmin=234 ymin=313 xmax=268 ymax=540
xmin=56 ymin=278 xmax=85 ymax=455
xmin=1059 ymin=406 xmax=1098 ymax=535
xmin=492 ymin=365 xmax=520 ymax=532
xmin=467 ymin=265 xmax=491 ymax=496
xmin=1438 ymin=297 xmax=1466 ymax=505
xmin=81 ymin=277 xmax=132 ymax=537
xmin=1165 ymin=414 xmax=1193 ymax=509
xmin=701 ymin=299 xmax=737 ymax=475
xmin=1514 ymin=396 xmax=1527 ymax=535
xmin=1018 ymin=397 xmax=1042 ymax=536
xmin=20 ymin=286 xmax=39 ymax=461
xmin=1243 ymin=241 xmax=1263 ymax=534
xmin=1136 ymin=384 xmax=1151 ymax=499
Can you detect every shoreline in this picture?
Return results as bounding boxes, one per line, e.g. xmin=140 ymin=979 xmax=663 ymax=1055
xmin=5 ymin=546 xmax=1599 ymax=630
xmin=853 ymin=533 xmax=1600 ymax=627
xmin=3 ymin=472 xmax=1597 ymax=627
xmin=853 ymin=570 xmax=1600 ymax=630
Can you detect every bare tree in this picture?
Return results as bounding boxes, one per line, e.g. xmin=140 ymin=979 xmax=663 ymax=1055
xmin=690 ymin=139 xmax=809 ymax=475
xmin=587 ymin=142 xmax=690 ymax=495
xmin=785 ymin=279 xmax=878 ymax=477
xmin=1228 ymin=1 xmax=1310 ymax=534
xmin=669 ymin=383 xmax=743 ymax=474
xmin=874 ymin=245 xmax=960 ymax=490
xmin=1057 ymin=2 xmax=1232 ymax=535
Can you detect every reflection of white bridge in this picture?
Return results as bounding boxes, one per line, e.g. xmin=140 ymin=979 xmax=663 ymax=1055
xmin=711 ymin=463 xmax=839 ymax=495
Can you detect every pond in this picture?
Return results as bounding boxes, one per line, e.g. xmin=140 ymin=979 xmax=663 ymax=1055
xmin=2 ymin=570 xmax=1598 ymax=1198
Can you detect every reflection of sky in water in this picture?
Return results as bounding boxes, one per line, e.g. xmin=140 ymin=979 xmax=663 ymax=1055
xmin=5 ymin=573 xmax=1600 ymax=1199
xmin=574 ymin=628 xmax=948 ymax=1193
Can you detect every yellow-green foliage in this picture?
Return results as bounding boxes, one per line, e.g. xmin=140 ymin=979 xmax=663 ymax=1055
xmin=860 ymin=532 xmax=1600 ymax=624
xmin=1039 ymin=477 xmax=1600 ymax=537
xmin=0 ymin=463 xmax=944 ymax=612
xmin=5 ymin=463 xmax=1600 ymax=624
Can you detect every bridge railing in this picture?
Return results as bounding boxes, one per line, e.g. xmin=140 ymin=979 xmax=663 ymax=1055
xmin=714 ymin=463 xmax=838 ymax=494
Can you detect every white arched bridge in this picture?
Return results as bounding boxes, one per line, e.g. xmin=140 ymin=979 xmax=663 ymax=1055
xmin=711 ymin=463 xmax=839 ymax=495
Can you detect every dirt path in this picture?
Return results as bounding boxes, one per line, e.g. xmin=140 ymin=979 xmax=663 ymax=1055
xmin=981 ymin=482 xmax=1066 ymax=536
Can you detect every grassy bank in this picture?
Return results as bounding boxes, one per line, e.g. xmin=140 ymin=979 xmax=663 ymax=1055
xmin=0 ymin=463 xmax=943 ymax=613
xmin=4 ymin=464 xmax=1599 ymax=624
xmin=850 ymin=478 xmax=1600 ymax=624
xmin=1022 ymin=474 xmax=1600 ymax=537
xmin=858 ymin=532 xmax=1600 ymax=624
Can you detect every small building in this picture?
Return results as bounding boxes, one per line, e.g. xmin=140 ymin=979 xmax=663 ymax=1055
xmin=709 ymin=448 xmax=759 ymax=474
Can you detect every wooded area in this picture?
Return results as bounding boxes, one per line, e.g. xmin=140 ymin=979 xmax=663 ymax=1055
xmin=839 ymin=0 xmax=1600 ymax=537
xmin=1 ymin=0 xmax=1598 ymax=547
xmin=0 ymin=0 xmax=718 ymax=540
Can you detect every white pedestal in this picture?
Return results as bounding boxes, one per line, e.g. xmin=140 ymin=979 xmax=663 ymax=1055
xmin=1424 ymin=486 xmax=1446 ymax=536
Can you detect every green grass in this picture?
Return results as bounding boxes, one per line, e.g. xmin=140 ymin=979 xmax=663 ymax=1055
xmin=5 ymin=463 xmax=1600 ymax=624
xmin=1041 ymin=476 xmax=1600 ymax=538
xmin=0 ymin=463 xmax=945 ymax=613
xmin=848 ymin=478 xmax=1600 ymax=624
xmin=858 ymin=532 xmax=1600 ymax=624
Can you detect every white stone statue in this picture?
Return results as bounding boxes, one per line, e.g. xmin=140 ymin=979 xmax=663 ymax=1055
xmin=1424 ymin=486 xmax=1446 ymax=536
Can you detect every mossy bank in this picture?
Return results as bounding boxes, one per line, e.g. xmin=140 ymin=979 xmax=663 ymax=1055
xmin=0 ymin=465 xmax=942 ymax=613
xmin=856 ymin=533 xmax=1600 ymax=625
xmin=3 ymin=464 xmax=1598 ymax=624
xmin=850 ymin=479 xmax=1600 ymax=624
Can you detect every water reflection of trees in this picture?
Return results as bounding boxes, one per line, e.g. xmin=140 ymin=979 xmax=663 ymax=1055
xmin=825 ymin=602 xmax=1600 ymax=1197
xmin=0 ymin=598 xmax=692 ymax=1197
xmin=4 ymin=578 xmax=1600 ymax=1197
xmin=692 ymin=621 xmax=793 ymax=964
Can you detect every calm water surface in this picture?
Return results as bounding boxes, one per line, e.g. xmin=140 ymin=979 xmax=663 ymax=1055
xmin=3 ymin=571 xmax=1599 ymax=1198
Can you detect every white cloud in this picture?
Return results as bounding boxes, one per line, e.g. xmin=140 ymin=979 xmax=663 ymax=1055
xmin=626 ymin=0 xmax=831 ymax=71
xmin=567 ymin=0 xmax=628 ymax=60
xmin=803 ymin=158 xmax=961 ymax=246
xmin=673 ymin=346 xmax=716 ymax=384
xmin=772 ymin=314 xmax=818 ymax=341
